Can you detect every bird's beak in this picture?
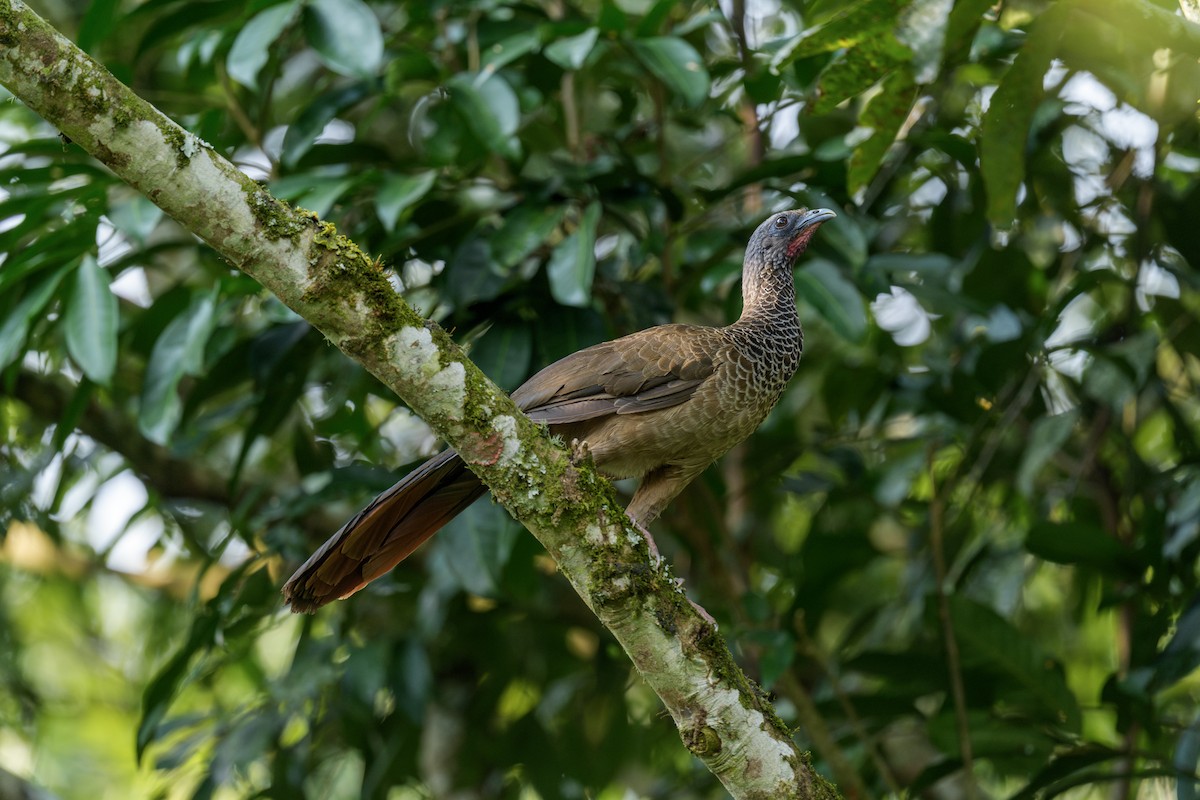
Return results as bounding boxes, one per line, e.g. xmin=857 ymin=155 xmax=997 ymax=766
xmin=797 ymin=208 xmax=837 ymax=230
xmin=784 ymin=208 xmax=837 ymax=261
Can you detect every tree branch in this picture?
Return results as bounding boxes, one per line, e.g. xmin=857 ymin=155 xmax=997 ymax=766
xmin=0 ymin=4 xmax=838 ymax=797
xmin=12 ymin=372 xmax=231 ymax=505
xmin=9 ymin=369 xmax=344 ymax=540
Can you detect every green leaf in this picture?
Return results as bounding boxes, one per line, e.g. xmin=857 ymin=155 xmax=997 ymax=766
xmin=848 ymin=69 xmax=917 ymax=197
xmin=64 ymin=255 xmax=118 ymax=386
xmin=979 ymin=7 xmax=1065 ymax=227
xmin=448 ymin=73 xmax=520 ymax=159
xmin=1010 ymin=746 xmax=1125 ymax=800
xmin=444 ymin=237 xmax=505 ymax=307
xmin=1026 ymin=520 xmax=1132 ymax=571
xmin=491 ymin=204 xmax=566 ymax=269
xmin=674 ymin=9 xmax=724 ymax=37
xmin=53 ymin=380 xmax=95 ymax=451
xmin=772 ymin=0 xmax=902 ymax=68
xmin=233 ymin=324 xmax=314 ymax=486
xmin=598 ymin=0 xmax=627 ymax=33
xmin=895 ymin=0 xmax=952 ymax=82
xmin=945 ymin=0 xmax=999 ymax=56
xmin=282 ymin=81 xmax=373 ymax=168
xmin=544 ymin=28 xmax=599 ymax=70
xmin=107 ymin=193 xmax=164 ymax=246
xmin=431 ymin=502 xmax=520 ymax=597
xmin=480 ymin=29 xmax=542 ymax=73
xmin=635 ymin=0 xmax=676 ymax=37
xmin=227 ymin=1 xmax=299 ymax=89
xmin=0 ymin=263 xmax=72 ymax=370
xmin=375 ymin=171 xmax=437 ymax=233
xmin=1145 ymin=598 xmax=1200 ymax=693
xmin=1054 ymin=0 xmax=1200 ymax=125
xmin=397 ymin=641 xmax=433 ymax=722
xmin=470 ymin=323 xmax=532 ymax=391
xmin=547 ymin=202 xmax=601 ymax=308
xmin=757 ymin=631 xmax=796 ymax=689
xmin=811 ymin=34 xmax=910 ymax=114
xmin=867 ymin=252 xmax=956 ymax=277
xmin=291 ymin=422 xmax=331 ymax=475
xmin=795 ymin=258 xmax=868 ymax=343
xmin=1175 ymin=716 xmax=1200 ymax=800
xmin=1082 ymin=354 xmax=1138 ymax=412
xmin=137 ymin=610 xmax=219 ymax=762
xmin=136 ymin=0 xmax=244 ymax=60
xmin=271 ymin=175 xmax=356 ymax=218
xmin=927 ymin=709 xmax=1055 ymax=760
xmin=807 ymin=201 xmax=867 ymax=266
xmin=303 ymin=0 xmax=383 ymax=77
xmin=139 ymin=290 xmax=218 ymax=445
xmin=630 ymin=37 xmax=710 ymax=107
xmin=78 ymin=0 xmax=121 ymax=53
xmin=1016 ymin=410 xmax=1079 ymax=496
xmin=949 ymin=595 xmax=1082 ymax=732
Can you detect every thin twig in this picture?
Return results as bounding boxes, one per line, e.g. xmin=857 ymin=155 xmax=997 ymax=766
xmin=929 ymin=444 xmax=980 ymax=798
xmin=561 ymin=71 xmax=580 ymax=159
xmin=795 ymin=618 xmax=903 ymax=794
xmin=944 ymin=362 xmax=1042 ymax=530
xmin=778 ymin=671 xmax=872 ymax=799
xmin=214 ymin=60 xmax=265 ymax=164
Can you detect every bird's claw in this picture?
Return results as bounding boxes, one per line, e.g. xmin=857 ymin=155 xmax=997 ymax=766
xmin=673 ymin=576 xmax=718 ymax=630
xmin=569 ymin=438 xmax=592 ymax=465
xmin=688 ymin=597 xmax=718 ymax=630
xmin=624 ymin=514 xmax=714 ymax=628
xmin=629 ymin=516 xmax=663 ymax=567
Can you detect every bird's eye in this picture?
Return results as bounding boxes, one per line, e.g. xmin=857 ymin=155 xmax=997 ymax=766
xmin=774 ymin=215 xmax=789 ymax=229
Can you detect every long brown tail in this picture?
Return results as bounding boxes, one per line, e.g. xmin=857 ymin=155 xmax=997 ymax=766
xmin=282 ymin=449 xmax=486 ymax=613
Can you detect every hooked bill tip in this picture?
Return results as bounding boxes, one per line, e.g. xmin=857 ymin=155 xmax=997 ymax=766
xmin=801 ymin=208 xmax=837 ymax=228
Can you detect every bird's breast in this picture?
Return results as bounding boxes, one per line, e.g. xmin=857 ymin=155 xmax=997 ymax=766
xmin=579 ymin=334 xmax=799 ymax=480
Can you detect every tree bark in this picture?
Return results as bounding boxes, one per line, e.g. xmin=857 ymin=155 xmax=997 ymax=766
xmin=0 ymin=3 xmax=839 ymax=798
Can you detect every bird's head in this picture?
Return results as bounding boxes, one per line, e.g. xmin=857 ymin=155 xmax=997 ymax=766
xmin=746 ymin=207 xmax=837 ymax=268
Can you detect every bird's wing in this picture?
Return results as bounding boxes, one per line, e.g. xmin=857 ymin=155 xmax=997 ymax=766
xmin=511 ymin=324 xmax=723 ymax=424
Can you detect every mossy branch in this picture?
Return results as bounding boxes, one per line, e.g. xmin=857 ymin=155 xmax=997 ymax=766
xmin=0 ymin=3 xmax=838 ymax=797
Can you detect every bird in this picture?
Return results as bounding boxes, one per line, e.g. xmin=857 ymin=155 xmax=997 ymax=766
xmin=283 ymin=207 xmax=836 ymax=613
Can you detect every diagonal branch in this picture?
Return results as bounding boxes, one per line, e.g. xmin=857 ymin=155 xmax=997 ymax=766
xmin=0 ymin=4 xmax=838 ymax=797
xmin=9 ymin=370 xmax=343 ymax=539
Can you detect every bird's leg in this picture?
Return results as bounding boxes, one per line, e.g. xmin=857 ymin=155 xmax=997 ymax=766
xmin=626 ymin=512 xmax=663 ymax=567
xmin=682 ymin=588 xmax=718 ymax=630
xmin=569 ymin=437 xmax=592 ymax=465
xmin=626 ymin=512 xmax=716 ymax=629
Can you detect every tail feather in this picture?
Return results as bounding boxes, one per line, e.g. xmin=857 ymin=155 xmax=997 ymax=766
xmin=283 ymin=449 xmax=486 ymax=612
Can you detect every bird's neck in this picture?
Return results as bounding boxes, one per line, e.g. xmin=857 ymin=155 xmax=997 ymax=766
xmin=734 ymin=260 xmax=799 ymax=330
xmin=726 ymin=259 xmax=803 ymax=380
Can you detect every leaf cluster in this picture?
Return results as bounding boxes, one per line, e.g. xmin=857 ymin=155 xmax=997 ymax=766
xmin=1 ymin=0 xmax=1199 ymax=797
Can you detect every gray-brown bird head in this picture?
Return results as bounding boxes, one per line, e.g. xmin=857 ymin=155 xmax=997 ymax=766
xmin=740 ymin=207 xmax=836 ymax=311
xmin=745 ymin=207 xmax=837 ymax=270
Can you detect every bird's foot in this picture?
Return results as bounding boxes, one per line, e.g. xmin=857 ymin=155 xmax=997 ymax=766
xmin=628 ymin=516 xmax=663 ymax=567
xmin=569 ymin=438 xmax=592 ymax=465
xmin=673 ymin=577 xmax=719 ymax=630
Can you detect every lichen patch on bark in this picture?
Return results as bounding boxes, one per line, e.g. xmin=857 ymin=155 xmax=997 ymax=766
xmin=489 ymin=414 xmax=521 ymax=464
xmin=427 ymin=361 xmax=465 ymax=413
xmin=389 ymin=327 xmax=465 ymax=420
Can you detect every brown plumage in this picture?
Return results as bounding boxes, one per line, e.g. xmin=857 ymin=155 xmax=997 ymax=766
xmin=283 ymin=208 xmax=836 ymax=612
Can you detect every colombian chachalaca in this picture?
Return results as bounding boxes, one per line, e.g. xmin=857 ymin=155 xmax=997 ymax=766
xmin=283 ymin=207 xmax=836 ymax=612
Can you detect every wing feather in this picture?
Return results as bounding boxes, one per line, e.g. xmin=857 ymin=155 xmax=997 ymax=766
xmin=511 ymin=325 xmax=723 ymax=424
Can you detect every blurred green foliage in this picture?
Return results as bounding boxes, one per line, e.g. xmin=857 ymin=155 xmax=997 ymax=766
xmin=1 ymin=0 xmax=1199 ymax=797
